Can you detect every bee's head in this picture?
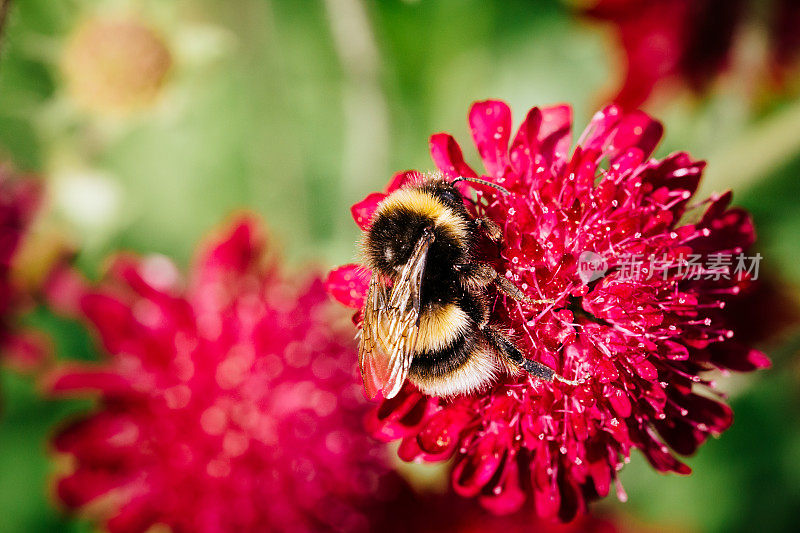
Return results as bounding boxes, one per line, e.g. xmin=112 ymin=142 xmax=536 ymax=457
xmin=363 ymin=183 xmax=472 ymax=277
xmin=364 ymin=203 xmax=434 ymax=275
xmin=422 ymin=179 xmax=464 ymax=211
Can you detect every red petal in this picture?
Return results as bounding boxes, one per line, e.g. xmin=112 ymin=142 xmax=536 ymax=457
xmin=351 ymin=192 xmax=386 ymax=231
xmin=577 ymin=104 xmax=624 ymax=153
xmin=586 ymin=0 xmax=690 ymax=109
xmin=415 ymin=407 xmax=470 ymax=461
xmin=192 ymin=216 xmax=264 ymax=289
xmin=695 ymin=204 xmax=756 ymax=253
xmin=54 ymin=412 xmax=140 ymax=463
xmin=607 ymin=386 xmax=632 ymax=418
xmin=57 ymin=467 xmax=136 ymax=508
xmin=589 ymin=459 xmax=611 ymax=498
xmin=679 ymin=392 xmax=734 ymax=434
xmin=106 ymin=494 xmax=158 ymax=533
xmin=0 ymin=329 xmax=50 ymax=372
xmin=469 ymin=100 xmax=512 ymax=178
xmin=326 ymin=265 xmax=370 ymax=309
xmin=452 ymin=433 xmax=506 ymax=497
xmin=429 ymin=134 xmax=478 ymax=179
xmin=44 ymin=265 xmax=90 ymax=317
xmin=605 ymin=111 xmax=663 ymax=162
xmin=634 ymin=427 xmax=692 ymax=474
xmin=397 ymin=435 xmax=425 ymax=462
xmin=538 ymin=104 xmax=573 ymax=165
xmin=81 ymin=293 xmax=136 ymax=354
xmin=44 ymin=365 xmax=134 ymax=396
xmin=386 ymin=170 xmax=425 ymax=192
xmin=478 ymin=457 xmax=526 ymax=515
xmin=367 ymin=386 xmax=431 ymax=440
xmin=509 ymin=107 xmax=543 ymax=174
xmin=107 ymin=255 xmax=178 ymax=302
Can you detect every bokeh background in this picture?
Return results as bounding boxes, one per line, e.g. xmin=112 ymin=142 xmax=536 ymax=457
xmin=1 ymin=0 xmax=799 ymax=532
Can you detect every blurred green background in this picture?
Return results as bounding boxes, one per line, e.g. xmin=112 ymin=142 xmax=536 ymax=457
xmin=1 ymin=0 xmax=799 ymax=532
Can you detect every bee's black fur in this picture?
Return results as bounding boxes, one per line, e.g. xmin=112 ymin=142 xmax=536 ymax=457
xmin=420 ymin=180 xmax=468 ymax=213
xmin=366 ymin=180 xmax=475 ymax=308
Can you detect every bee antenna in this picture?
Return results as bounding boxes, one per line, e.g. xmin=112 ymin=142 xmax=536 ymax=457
xmin=451 ymin=177 xmax=511 ymax=196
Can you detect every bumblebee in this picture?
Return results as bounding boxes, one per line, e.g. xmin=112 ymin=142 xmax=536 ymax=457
xmin=359 ymin=175 xmax=575 ymax=399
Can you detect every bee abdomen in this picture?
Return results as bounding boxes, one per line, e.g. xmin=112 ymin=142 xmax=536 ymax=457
xmin=409 ymin=332 xmax=499 ymax=397
xmin=415 ymin=302 xmax=470 ymax=353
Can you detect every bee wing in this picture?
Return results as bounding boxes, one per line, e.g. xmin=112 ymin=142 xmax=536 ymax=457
xmin=359 ymin=231 xmax=434 ymax=399
xmin=359 ymin=274 xmax=389 ymax=399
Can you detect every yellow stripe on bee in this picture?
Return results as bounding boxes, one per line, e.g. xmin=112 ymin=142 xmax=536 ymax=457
xmin=411 ymin=348 xmax=499 ymax=398
xmin=377 ymin=188 xmax=469 ymax=240
xmin=415 ymin=303 xmax=469 ymax=352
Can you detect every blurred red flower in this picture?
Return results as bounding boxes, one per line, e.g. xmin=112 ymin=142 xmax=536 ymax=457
xmin=45 ymin=217 xmax=408 ymax=533
xmin=406 ymin=493 xmax=621 ymax=533
xmin=586 ymin=0 xmax=800 ymax=109
xmin=327 ymin=101 xmax=769 ymax=521
xmin=0 ymin=165 xmax=48 ymax=372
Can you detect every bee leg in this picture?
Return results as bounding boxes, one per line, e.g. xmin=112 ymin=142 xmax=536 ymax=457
xmin=457 ymin=263 xmax=552 ymax=306
xmin=473 ymin=217 xmax=503 ymax=241
xmin=455 ymin=263 xmax=496 ymax=289
xmin=482 ymin=325 xmax=579 ymax=385
xmin=493 ymin=272 xmax=545 ymax=305
xmin=481 ymin=325 xmax=556 ymax=381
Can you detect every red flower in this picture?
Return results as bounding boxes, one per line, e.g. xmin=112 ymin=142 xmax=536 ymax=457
xmin=45 ymin=217 xmax=404 ymax=533
xmin=327 ymin=101 xmax=769 ymax=521
xmin=586 ymin=0 xmax=800 ymax=109
xmin=0 ymin=165 xmax=49 ymax=372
